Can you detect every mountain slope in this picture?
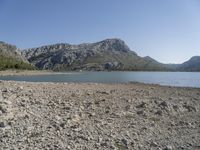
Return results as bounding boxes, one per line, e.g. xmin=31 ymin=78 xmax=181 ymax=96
xmin=178 ymin=56 xmax=200 ymax=71
xmin=0 ymin=41 xmax=35 ymax=70
xmin=23 ymin=39 xmax=167 ymax=71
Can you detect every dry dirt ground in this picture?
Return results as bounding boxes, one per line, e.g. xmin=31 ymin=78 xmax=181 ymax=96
xmin=0 ymin=80 xmax=199 ymax=150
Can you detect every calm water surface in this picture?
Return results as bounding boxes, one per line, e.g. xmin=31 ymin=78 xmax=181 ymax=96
xmin=0 ymin=72 xmax=200 ymax=88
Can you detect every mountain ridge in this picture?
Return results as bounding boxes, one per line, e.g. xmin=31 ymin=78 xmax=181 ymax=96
xmin=22 ymin=39 xmax=200 ymax=71
xmin=0 ymin=39 xmax=199 ymax=71
xmin=23 ymin=39 xmax=167 ymax=71
xmin=179 ymin=56 xmax=200 ymax=71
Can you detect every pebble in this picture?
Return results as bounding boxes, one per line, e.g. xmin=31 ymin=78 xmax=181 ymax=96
xmin=2 ymin=88 xmax=8 ymax=92
xmin=0 ymin=122 xmax=6 ymax=128
xmin=164 ymin=145 xmax=173 ymax=150
xmin=159 ymin=101 xmax=168 ymax=108
xmin=136 ymin=102 xmax=146 ymax=108
xmin=151 ymin=141 xmax=158 ymax=147
xmin=183 ymin=103 xmax=196 ymax=112
xmin=19 ymin=86 xmax=24 ymax=90
xmin=0 ymin=105 xmax=7 ymax=113
xmin=121 ymin=138 xmax=128 ymax=146
xmin=137 ymin=110 xmax=145 ymax=116
xmin=0 ymin=91 xmax=3 ymax=101
xmin=155 ymin=110 xmax=163 ymax=116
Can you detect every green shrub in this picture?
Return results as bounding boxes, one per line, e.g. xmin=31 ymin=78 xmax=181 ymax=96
xmin=0 ymin=56 xmax=36 ymax=70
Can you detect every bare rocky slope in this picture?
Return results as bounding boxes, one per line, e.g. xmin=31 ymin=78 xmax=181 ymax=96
xmin=0 ymin=81 xmax=199 ymax=149
xmin=23 ymin=39 xmax=168 ymax=71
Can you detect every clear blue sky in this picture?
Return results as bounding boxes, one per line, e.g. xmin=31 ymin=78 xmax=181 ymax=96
xmin=0 ymin=0 xmax=200 ymax=63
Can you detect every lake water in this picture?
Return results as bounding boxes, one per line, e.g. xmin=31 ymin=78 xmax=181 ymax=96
xmin=0 ymin=72 xmax=200 ymax=88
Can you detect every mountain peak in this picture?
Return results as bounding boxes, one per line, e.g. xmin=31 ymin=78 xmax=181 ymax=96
xmin=100 ymin=38 xmax=125 ymax=43
xmin=95 ymin=38 xmax=131 ymax=52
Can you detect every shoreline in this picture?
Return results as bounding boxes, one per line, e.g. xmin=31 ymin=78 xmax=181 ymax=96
xmin=0 ymin=70 xmax=200 ymax=89
xmin=0 ymin=70 xmax=79 ymax=77
xmin=0 ymin=80 xmax=199 ymax=149
xmin=0 ymin=79 xmax=200 ymax=90
xmin=1 ymin=70 xmax=200 ymax=76
xmin=0 ymin=70 xmax=54 ymax=76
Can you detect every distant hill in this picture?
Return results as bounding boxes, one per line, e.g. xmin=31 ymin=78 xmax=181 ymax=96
xmin=178 ymin=56 xmax=200 ymax=71
xmin=23 ymin=39 xmax=168 ymax=71
xmin=0 ymin=41 xmax=35 ymax=70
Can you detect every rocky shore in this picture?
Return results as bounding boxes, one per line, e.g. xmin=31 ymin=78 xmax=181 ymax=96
xmin=0 ymin=70 xmax=72 ymax=77
xmin=0 ymin=80 xmax=199 ymax=149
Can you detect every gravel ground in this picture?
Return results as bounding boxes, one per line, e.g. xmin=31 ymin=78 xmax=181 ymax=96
xmin=0 ymin=80 xmax=199 ymax=150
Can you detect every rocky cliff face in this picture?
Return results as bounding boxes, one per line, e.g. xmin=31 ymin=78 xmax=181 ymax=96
xmin=23 ymin=39 xmax=166 ymax=71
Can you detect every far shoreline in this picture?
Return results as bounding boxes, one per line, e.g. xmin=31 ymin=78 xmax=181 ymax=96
xmin=0 ymin=69 xmax=200 ymax=77
xmin=0 ymin=70 xmax=78 ymax=77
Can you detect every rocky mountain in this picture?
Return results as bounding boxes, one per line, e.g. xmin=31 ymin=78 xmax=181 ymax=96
xmin=1 ymin=39 xmax=197 ymax=72
xmin=0 ymin=41 xmax=35 ymax=70
xmin=23 ymin=39 xmax=167 ymax=71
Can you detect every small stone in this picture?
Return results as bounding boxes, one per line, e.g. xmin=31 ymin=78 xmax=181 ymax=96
xmin=2 ymin=88 xmax=8 ymax=93
xmin=0 ymin=105 xmax=7 ymax=113
xmin=172 ymin=105 xmax=179 ymax=111
xmin=159 ymin=101 xmax=168 ymax=108
xmin=155 ymin=110 xmax=162 ymax=116
xmin=137 ymin=110 xmax=145 ymax=116
xmin=121 ymin=138 xmax=128 ymax=146
xmin=19 ymin=86 xmax=24 ymax=90
xmin=72 ymin=114 xmax=81 ymax=122
xmin=100 ymin=142 xmax=108 ymax=147
xmin=0 ymin=122 xmax=6 ymax=128
xmin=164 ymin=145 xmax=172 ymax=150
xmin=150 ymin=142 xmax=158 ymax=147
xmin=97 ymin=91 xmax=110 ymax=95
xmin=183 ymin=103 xmax=196 ymax=112
xmin=125 ymin=105 xmax=130 ymax=111
xmin=0 ymin=92 xmax=3 ymax=101
xmin=71 ymin=93 xmax=76 ymax=97
xmin=60 ymin=123 xmax=65 ymax=128
xmin=136 ymin=102 xmax=146 ymax=108
xmin=63 ymin=106 xmax=70 ymax=110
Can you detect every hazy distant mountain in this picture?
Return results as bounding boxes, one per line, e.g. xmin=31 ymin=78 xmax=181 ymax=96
xmin=23 ymin=39 xmax=167 ymax=71
xmin=178 ymin=56 xmax=200 ymax=71
xmin=0 ymin=41 xmax=35 ymax=70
